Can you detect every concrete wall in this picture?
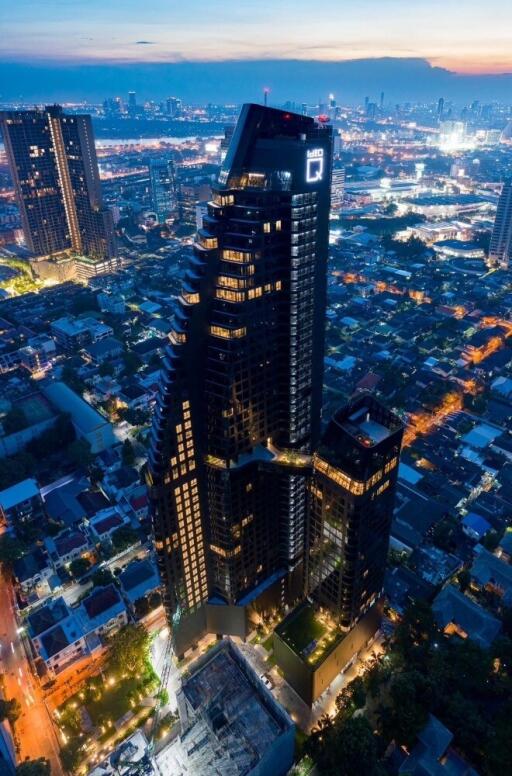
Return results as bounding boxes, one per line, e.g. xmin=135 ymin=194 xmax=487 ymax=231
xmin=0 ymin=417 xmax=56 ymax=458
xmin=275 ymin=603 xmax=382 ymax=706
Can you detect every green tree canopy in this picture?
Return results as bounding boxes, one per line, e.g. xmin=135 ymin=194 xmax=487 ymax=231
xmin=16 ymin=759 xmax=51 ymax=776
xmin=0 ymin=697 xmax=21 ymax=726
xmin=108 ymin=623 xmax=150 ymax=676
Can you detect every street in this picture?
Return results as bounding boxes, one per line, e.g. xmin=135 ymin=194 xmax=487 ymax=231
xmin=0 ymin=574 xmax=63 ymax=775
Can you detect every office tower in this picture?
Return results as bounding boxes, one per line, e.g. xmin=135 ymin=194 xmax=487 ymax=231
xmin=437 ymin=97 xmax=445 ymax=117
xmin=166 ymin=97 xmax=182 ymax=118
xmin=489 ymin=180 xmax=512 ymax=269
xmin=0 ymin=105 xmax=116 ymax=267
xmin=301 ymin=103 xmax=308 ymax=116
xmin=366 ymin=102 xmax=377 ymax=119
xmin=307 ymin=394 xmax=403 ymax=628
xmin=128 ymin=91 xmax=137 ymax=117
xmin=380 ymin=91 xmax=385 ymax=110
xmin=148 ymin=104 xmax=332 ymax=656
xmin=330 ymin=166 xmax=345 ymax=210
xmin=149 ymin=159 xmax=177 ymax=223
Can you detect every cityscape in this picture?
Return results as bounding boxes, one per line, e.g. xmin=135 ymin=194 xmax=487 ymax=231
xmin=1 ymin=3 xmax=512 ymax=776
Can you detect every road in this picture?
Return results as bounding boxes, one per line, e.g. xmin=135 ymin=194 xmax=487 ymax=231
xmin=0 ymin=573 xmax=63 ymax=775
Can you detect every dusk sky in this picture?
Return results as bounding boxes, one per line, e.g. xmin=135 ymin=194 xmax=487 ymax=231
xmin=2 ymin=0 xmax=512 ymax=74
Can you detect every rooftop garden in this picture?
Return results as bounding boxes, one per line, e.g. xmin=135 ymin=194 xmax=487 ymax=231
xmin=277 ymin=603 xmax=343 ymax=666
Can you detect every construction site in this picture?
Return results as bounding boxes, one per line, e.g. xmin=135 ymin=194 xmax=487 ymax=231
xmin=156 ymin=639 xmax=295 ymax=776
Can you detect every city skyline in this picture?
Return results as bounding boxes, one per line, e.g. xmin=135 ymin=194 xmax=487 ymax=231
xmin=2 ymin=0 xmax=512 ymax=74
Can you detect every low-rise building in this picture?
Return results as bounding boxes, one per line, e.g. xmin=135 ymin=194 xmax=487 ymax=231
xmin=44 ymin=529 xmax=91 ymax=569
xmin=0 ymin=478 xmax=43 ymax=527
xmin=42 ymin=382 xmax=116 ymax=453
xmin=432 ymin=584 xmax=501 ymax=649
xmin=119 ymin=558 xmax=160 ymax=608
xmin=87 ymin=507 xmax=128 ymax=544
xmin=470 ymin=547 xmax=512 ymax=605
xmin=13 ymin=548 xmax=53 ymax=593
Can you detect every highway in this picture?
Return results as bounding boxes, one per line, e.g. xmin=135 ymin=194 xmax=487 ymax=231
xmin=0 ymin=573 xmax=63 ymax=775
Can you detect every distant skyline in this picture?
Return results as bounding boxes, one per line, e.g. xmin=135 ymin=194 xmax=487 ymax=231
xmin=1 ymin=0 xmax=512 ymax=75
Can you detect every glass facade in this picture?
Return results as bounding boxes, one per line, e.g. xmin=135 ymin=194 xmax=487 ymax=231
xmin=148 ymin=104 xmax=333 ymax=649
xmin=0 ymin=106 xmax=116 ymax=262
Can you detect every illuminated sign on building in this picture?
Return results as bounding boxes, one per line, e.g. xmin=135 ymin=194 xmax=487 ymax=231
xmin=306 ymin=148 xmax=324 ymax=183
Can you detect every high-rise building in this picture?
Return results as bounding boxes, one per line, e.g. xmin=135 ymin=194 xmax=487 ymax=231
xmin=489 ymin=179 xmax=512 ymax=269
xmin=166 ymin=97 xmax=182 ymax=118
xmin=128 ymin=91 xmax=137 ymax=117
xmin=330 ymin=166 xmax=345 ymax=211
xmin=307 ymin=394 xmax=403 ymax=628
xmin=148 ymin=104 xmax=332 ymax=656
xmin=437 ymin=97 xmax=445 ymax=117
xmin=274 ymin=394 xmax=403 ymax=705
xmin=149 ymin=159 xmax=177 ymax=223
xmin=0 ymin=105 xmax=116 ymax=268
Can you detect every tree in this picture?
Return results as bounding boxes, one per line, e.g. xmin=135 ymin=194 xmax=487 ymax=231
xmin=122 ymin=351 xmax=142 ymax=375
xmin=111 ymin=524 xmax=140 ymax=553
xmin=69 ymin=557 xmax=91 ymax=578
xmin=380 ymin=671 xmax=430 ymax=747
xmin=27 ymin=413 xmax=75 ymax=458
xmin=16 ymin=760 xmax=51 ymax=776
xmin=122 ymin=438 xmax=136 ymax=465
xmin=2 ymin=406 xmax=27 ymax=434
xmin=393 ymin=600 xmax=438 ymax=660
xmin=61 ymin=365 xmax=86 ymax=395
xmin=0 ymin=451 xmax=36 ymax=491
xmin=314 ymin=716 xmax=383 ymax=776
xmin=335 ymin=676 xmax=366 ymax=717
xmin=91 ymin=567 xmax=115 ymax=588
xmin=108 ymin=623 xmax=150 ymax=676
xmin=98 ymin=361 xmax=115 ymax=377
xmin=67 ymin=438 xmax=93 ymax=469
xmin=0 ymin=535 xmax=27 ymax=569
xmin=0 ymin=697 xmax=21 ymax=726
xmin=457 ymin=568 xmax=471 ymax=592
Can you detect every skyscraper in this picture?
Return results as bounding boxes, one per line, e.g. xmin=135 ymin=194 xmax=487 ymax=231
xmin=166 ymin=97 xmax=182 ymax=118
xmin=0 ymin=105 xmax=116 ymax=269
xmin=307 ymin=394 xmax=403 ymax=629
xmin=330 ymin=166 xmax=345 ymax=211
xmin=128 ymin=91 xmax=137 ymax=117
xmin=149 ymin=159 xmax=177 ymax=223
xmin=489 ymin=179 xmax=512 ymax=269
xmin=148 ymin=104 xmax=333 ymax=656
xmin=273 ymin=393 xmax=403 ymax=705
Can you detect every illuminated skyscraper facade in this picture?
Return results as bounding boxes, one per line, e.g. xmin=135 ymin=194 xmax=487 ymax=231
xmin=148 ymin=104 xmax=333 ymax=654
xmin=308 ymin=394 xmax=403 ymax=629
xmin=489 ymin=179 xmax=512 ymax=269
xmin=149 ymin=159 xmax=177 ymax=223
xmin=0 ymin=105 xmax=116 ymax=263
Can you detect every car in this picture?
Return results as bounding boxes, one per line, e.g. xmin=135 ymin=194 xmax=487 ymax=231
xmin=260 ymin=673 xmax=273 ymax=690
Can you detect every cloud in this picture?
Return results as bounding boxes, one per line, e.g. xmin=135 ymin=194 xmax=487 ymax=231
xmin=135 ymin=40 xmax=155 ymax=45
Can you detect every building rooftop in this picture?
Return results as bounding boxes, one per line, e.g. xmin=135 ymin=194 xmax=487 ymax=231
xmin=42 ymin=382 xmax=111 ymax=435
xmin=0 ymin=478 xmax=39 ymax=511
xmin=39 ymin=615 xmax=83 ymax=660
xmin=28 ymin=597 xmax=70 ymax=637
xmin=275 ymin=601 xmax=343 ymax=666
xmin=335 ymin=395 xmax=402 ymax=449
xmin=119 ymin=559 xmax=160 ymax=603
xmin=432 ymin=585 xmax=501 ymax=649
xmin=81 ymin=584 xmax=123 ymax=620
xmin=175 ymin=639 xmax=294 ymax=776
